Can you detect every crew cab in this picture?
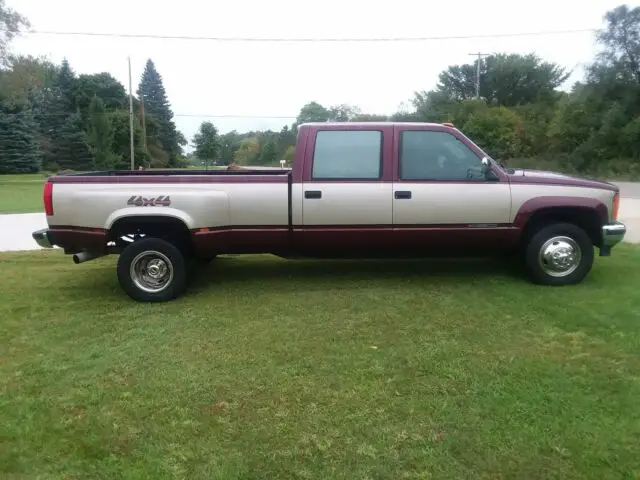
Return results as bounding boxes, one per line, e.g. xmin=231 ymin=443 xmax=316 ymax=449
xmin=32 ymin=122 xmax=627 ymax=302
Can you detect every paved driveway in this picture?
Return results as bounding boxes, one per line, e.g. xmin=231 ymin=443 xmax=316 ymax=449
xmin=619 ymin=198 xmax=640 ymax=243
xmin=0 ymin=213 xmax=50 ymax=252
xmin=608 ymin=181 xmax=640 ymax=243
xmin=614 ymin=182 xmax=640 ymax=199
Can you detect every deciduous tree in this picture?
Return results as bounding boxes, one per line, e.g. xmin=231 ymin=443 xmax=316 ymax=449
xmin=233 ymin=137 xmax=260 ymax=165
xmin=192 ymin=121 xmax=220 ymax=167
xmin=258 ymin=139 xmax=278 ymax=165
xmin=593 ymin=4 xmax=640 ymax=83
xmin=296 ymin=101 xmax=330 ymax=124
xmin=0 ymin=0 xmax=29 ymax=67
xmin=421 ymin=53 xmax=569 ymax=107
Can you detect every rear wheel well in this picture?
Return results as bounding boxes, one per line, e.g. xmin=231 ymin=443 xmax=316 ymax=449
xmin=108 ymin=216 xmax=194 ymax=255
xmin=521 ymin=207 xmax=603 ymax=247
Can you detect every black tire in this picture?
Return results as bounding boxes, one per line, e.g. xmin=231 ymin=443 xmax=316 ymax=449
xmin=524 ymin=222 xmax=594 ymax=286
xmin=117 ymin=237 xmax=188 ymax=302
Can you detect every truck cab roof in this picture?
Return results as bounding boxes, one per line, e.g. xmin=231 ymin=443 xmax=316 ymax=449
xmin=298 ymin=121 xmax=456 ymax=129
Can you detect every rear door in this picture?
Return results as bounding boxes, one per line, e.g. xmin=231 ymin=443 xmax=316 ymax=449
xmin=298 ymin=125 xmax=394 ymax=251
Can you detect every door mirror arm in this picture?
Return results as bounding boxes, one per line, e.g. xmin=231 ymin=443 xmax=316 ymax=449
xmin=481 ymin=157 xmax=499 ymax=181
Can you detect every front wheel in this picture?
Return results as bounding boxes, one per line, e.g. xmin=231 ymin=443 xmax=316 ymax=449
xmin=117 ymin=237 xmax=188 ymax=302
xmin=524 ymin=222 xmax=594 ymax=286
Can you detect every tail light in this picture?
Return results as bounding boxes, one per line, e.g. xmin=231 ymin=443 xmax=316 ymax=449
xmin=612 ymin=192 xmax=620 ymax=221
xmin=43 ymin=181 xmax=54 ymax=216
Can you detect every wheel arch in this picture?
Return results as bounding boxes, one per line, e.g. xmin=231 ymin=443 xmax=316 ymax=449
xmin=108 ymin=215 xmax=194 ymax=254
xmin=514 ymin=197 xmax=607 ymax=247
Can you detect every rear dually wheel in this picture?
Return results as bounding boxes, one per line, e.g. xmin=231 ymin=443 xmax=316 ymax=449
xmin=117 ymin=237 xmax=188 ymax=302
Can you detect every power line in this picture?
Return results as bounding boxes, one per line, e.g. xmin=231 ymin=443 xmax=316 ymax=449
xmin=25 ymin=28 xmax=598 ymax=43
xmin=2 ymin=112 xmax=298 ymax=120
xmin=1 ymin=112 xmax=298 ymax=119
xmin=169 ymin=114 xmax=297 ymax=119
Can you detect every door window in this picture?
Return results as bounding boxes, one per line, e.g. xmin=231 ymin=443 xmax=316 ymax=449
xmin=312 ymin=130 xmax=382 ymax=180
xmin=399 ymin=130 xmax=484 ymax=181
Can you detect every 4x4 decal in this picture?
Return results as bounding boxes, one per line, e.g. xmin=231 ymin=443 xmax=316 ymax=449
xmin=126 ymin=195 xmax=171 ymax=207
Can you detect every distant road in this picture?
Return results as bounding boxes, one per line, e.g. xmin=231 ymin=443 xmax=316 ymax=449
xmin=1 ymin=182 xmax=639 ymax=252
xmin=612 ymin=181 xmax=640 ymax=199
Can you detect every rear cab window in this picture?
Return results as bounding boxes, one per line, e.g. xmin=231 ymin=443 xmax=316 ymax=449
xmin=311 ymin=130 xmax=382 ymax=180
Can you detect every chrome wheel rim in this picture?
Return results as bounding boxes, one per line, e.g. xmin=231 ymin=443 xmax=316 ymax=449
xmin=130 ymin=250 xmax=174 ymax=293
xmin=538 ymin=236 xmax=581 ymax=277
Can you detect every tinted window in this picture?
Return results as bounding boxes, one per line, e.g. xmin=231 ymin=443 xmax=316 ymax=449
xmin=400 ymin=130 xmax=483 ymax=181
xmin=312 ymin=130 xmax=382 ymax=179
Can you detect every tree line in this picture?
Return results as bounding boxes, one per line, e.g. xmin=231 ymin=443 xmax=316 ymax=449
xmin=192 ymin=4 xmax=640 ymax=179
xmin=0 ymin=54 xmax=186 ymax=173
xmin=1 ymin=2 xmax=639 ymax=179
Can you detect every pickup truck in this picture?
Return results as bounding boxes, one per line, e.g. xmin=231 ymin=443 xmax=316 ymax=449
xmin=32 ymin=121 xmax=627 ymax=302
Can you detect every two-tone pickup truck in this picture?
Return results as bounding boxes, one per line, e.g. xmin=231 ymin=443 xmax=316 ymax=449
xmin=32 ymin=122 xmax=627 ymax=302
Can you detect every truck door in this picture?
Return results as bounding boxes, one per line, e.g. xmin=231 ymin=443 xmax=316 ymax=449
xmin=391 ymin=125 xmax=513 ymax=250
xmin=298 ymin=125 xmax=394 ymax=252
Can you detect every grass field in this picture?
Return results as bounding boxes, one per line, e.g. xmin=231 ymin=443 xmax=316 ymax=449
xmin=0 ymin=170 xmax=225 ymax=214
xmin=1 ymin=248 xmax=640 ymax=478
xmin=0 ymin=174 xmax=46 ymax=214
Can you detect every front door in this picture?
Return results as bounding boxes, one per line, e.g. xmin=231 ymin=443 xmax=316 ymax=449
xmin=392 ymin=127 xmax=513 ymax=250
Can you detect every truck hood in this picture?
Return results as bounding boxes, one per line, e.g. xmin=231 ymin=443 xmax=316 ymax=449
xmin=507 ymin=168 xmax=619 ymax=192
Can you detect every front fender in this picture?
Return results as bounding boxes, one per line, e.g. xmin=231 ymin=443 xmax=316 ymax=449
xmin=513 ymin=196 xmax=608 ymax=228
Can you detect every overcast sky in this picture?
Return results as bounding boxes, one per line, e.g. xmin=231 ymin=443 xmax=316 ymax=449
xmin=7 ymin=0 xmax=623 ymax=148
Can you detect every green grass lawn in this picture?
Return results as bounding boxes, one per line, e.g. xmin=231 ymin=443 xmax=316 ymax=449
xmin=0 ymin=173 xmax=47 ymax=214
xmin=0 ymin=170 xmax=226 ymax=214
xmin=1 ymin=248 xmax=640 ymax=478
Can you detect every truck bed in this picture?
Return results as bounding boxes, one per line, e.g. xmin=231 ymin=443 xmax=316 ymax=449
xmin=64 ymin=168 xmax=291 ymax=177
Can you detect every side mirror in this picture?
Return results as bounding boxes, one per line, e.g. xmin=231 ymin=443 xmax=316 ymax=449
xmin=481 ymin=157 xmax=490 ymax=173
xmin=480 ymin=157 xmax=498 ymax=181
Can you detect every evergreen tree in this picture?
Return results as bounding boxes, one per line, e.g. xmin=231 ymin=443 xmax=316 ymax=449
xmin=38 ymin=58 xmax=79 ymax=170
xmin=55 ymin=59 xmax=76 ymax=112
xmin=87 ymin=95 xmax=120 ymax=170
xmin=0 ymin=99 xmax=41 ymax=173
xmin=53 ymin=111 xmax=94 ymax=171
xmin=137 ymin=59 xmax=181 ymax=166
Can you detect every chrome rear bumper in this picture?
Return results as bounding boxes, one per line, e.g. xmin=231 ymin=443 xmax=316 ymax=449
xmin=32 ymin=228 xmax=53 ymax=248
xmin=600 ymin=221 xmax=626 ymax=256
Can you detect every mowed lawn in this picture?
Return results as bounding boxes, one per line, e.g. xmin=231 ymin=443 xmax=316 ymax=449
xmin=1 ymin=248 xmax=640 ymax=479
xmin=0 ymin=174 xmax=46 ymax=214
xmin=0 ymin=171 xmax=223 ymax=214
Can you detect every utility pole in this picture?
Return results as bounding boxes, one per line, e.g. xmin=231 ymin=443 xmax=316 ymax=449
xmin=140 ymin=96 xmax=148 ymax=166
xmin=468 ymin=52 xmax=490 ymax=99
xmin=128 ymin=56 xmax=135 ymax=170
